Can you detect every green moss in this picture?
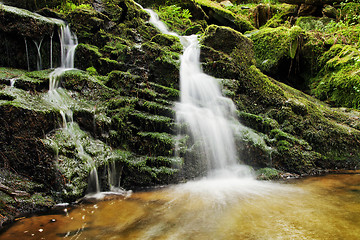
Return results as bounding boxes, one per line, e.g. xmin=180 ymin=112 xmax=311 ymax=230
xmin=311 ymin=44 xmax=360 ymax=109
xmin=106 ymin=70 xmax=141 ymax=91
xmin=250 ymin=26 xmax=295 ymax=73
xmin=256 ymin=167 xmax=281 ymax=180
xmin=151 ymin=34 xmax=183 ymax=52
xmin=295 ymin=17 xmax=336 ymax=32
xmin=137 ymin=131 xmax=175 ymax=156
xmin=262 ymin=4 xmax=296 ymax=28
xmin=193 ymin=0 xmax=254 ymax=32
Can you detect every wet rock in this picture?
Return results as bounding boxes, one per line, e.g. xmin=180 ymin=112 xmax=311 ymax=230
xmin=201 ymin=25 xmax=254 ymax=66
xmin=0 ymin=4 xmax=63 ymax=70
xmin=0 ymin=3 xmax=63 ymax=39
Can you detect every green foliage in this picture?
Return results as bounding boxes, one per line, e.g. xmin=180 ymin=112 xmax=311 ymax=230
xmin=56 ymin=1 xmax=93 ymax=14
xmin=156 ymin=5 xmax=195 ymax=34
xmin=86 ymin=66 xmax=97 ymax=76
xmin=295 ymin=17 xmax=336 ymax=33
xmin=339 ymin=2 xmax=360 ymax=26
xmin=256 ymin=168 xmax=281 ymax=180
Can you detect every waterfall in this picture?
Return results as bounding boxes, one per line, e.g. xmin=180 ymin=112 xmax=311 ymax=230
xmin=145 ymin=9 xmax=252 ymax=177
xmin=33 ymin=38 xmax=43 ymax=70
xmin=47 ymin=24 xmax=78 ymax=125
xmin=24 ymin=37 xmax=30 ymax=71
xmin=50 ymin=32 xmax=54 ymax=69
xmin=45 ymin=24 xmax=100 ymax=193
xmin=10 ymin=78 xmax=17 ymax=87
xmin=176 ymin=36 xmax=240 ymax=170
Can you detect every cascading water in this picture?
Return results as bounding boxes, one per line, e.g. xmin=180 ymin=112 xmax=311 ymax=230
xmin=50 ymin=32 xmax=54 ymax=69
xmin=33 ymin=38 xmax=43 ymax=70
xmin=45 ymin=24 xmax=100 ymax=194
xmin=47 ymin=24 xmax=78 ymax=126
xmin=176 ymin=35 xmax=240 ymax=171
xmin=146 ymin=9 xmax=252 ymax=177
xmin=24 ymin=37 xmax=30 ymax=71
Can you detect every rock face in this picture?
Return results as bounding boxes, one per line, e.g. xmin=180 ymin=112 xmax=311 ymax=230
xmin=0 ymin=3 xmax=63 ymax=70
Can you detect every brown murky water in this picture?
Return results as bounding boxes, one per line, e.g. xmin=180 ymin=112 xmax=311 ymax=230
xmin=1 ymin=172 xmax=360 ymax=240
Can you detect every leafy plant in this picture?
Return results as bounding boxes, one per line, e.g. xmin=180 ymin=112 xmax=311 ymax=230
xmin=56 ymin=0 xmax=93 ymax=14
xmin=156 ymin=5 xmax=195 ymax=34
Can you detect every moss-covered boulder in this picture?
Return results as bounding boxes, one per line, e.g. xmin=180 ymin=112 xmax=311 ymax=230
xmin=201 ymin=25 xmax=254 ymax=65
xmin=249 ymin=26 xmax=303 ymax=75
xmin=142 ymin=40 xmax=181 ymax=88
xmin=0 ymin=169 xmax=55 ymax=227
xmin=311 ymin=44 xmax=360 ymax=109
xmin=249 ymin=25 xmax=330 ymax=90
xmin=194 ymin=0 xmax=254 ymax=32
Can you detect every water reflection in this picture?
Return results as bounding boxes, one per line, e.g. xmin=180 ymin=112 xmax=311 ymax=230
xmin=2 ymin=172 xmax=360 ymax=239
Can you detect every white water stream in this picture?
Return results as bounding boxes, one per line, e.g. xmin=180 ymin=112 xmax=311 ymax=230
xmin=143 ymin=8 xmax=287 ymax=205
xmin=146 ymin=9 xmax=252 ymax=177
xmin=45 ymin=24 xmax=100 ymax=193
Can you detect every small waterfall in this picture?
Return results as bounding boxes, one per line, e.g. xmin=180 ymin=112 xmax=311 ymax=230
xmin=24 ymin=37 xmax=30 ymax=71
xmin=10 ymin=78 xmax=17 ymax=87
xmin=50 ymin=32 xmax=54 ymax=69
xmin=107 ymin=162 xmax=123 ymax=191
xmin=146 ymin=9 xmax=252 ymax=177
xmin=33 ymin=38 xmax=44 ymax=70
xmin=45 ymin=24 xmax=101 ymax=194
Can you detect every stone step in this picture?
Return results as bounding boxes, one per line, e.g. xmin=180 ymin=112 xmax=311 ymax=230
xmin=129 ymin=110 xmax=174 ymax=134
xmin=135 ymin=99 xmax=175 ymax=118
xmin=134 ymin=131 xmax=176 ymax=156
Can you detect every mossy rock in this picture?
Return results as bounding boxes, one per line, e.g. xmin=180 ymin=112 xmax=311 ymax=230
xmin=256 ymin=167 xmax=281 ymax=180
xmin=0 ymin=102 xmax=61 ymax=188
xmin=200 ymin=25 xmax=256 ymax=81
xmin=201 ymin=25 xmax=248 ymax=56
xmin=120 ymin=155 xmax=181 ymax=188
xmin=263 ymin=4 xmax=297 ymax=28
xmin=311 ymin=44 xmax=360 ymax=109
xmin=194 ymin=0 xmax=254 ymax=32
xmin=74 ymin=43 xmax=103 ymax=72
xmin=141 ymin=41 xmax=180 ymax=88
xmin=0 ymin=3 xmax=62 ymax=39
xmin=150 ymin=34 xmax=183 ymax=53
xmin=0 ymin=169 xmax=55 ymax=227
xmin=67 ymin=8 xmax=109 ymax=43
xmin=106 ymin=70 xmax=142 ymax=92
xmin=250 ymin=26 xmax=301 ymax=74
